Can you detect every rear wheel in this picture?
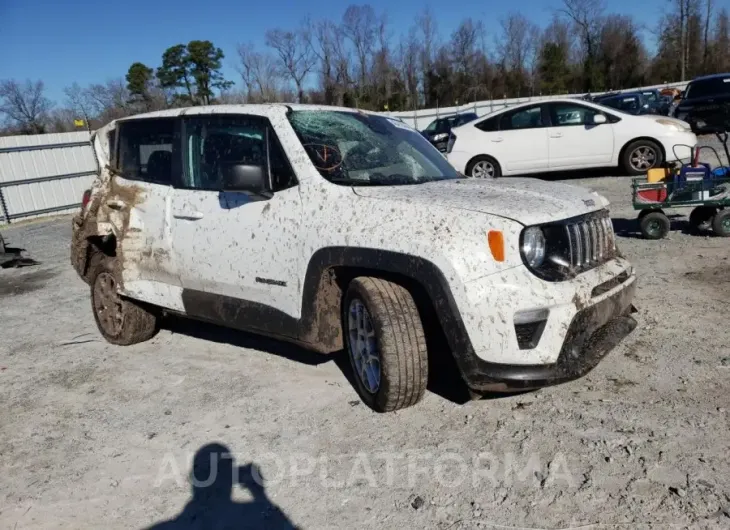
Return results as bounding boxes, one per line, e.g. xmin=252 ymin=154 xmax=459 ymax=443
xmin=639 ymin=211 xmax=670 ymax=239
xmin=622 ymin=140 xmax=664 ymax=176
xmin=466 ymin=156 xmax=501 ymax=179
xmin=712 ymin=209 xmax=730 ymax=237
xmin=689 ymin=206 xmax=716 ymax=232
xmin=343 ymin=277 xmax=428 ymax=412
xmin=90 ymin=256 xmax=158 ymax=345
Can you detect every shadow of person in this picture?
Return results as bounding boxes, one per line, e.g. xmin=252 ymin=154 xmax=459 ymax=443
xmin=145 ymin=443 xmax=300 ymax=530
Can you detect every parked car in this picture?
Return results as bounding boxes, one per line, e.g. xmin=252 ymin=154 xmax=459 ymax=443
xmin=673 ymin=73 xmax=730 ymax=133
xmin=446 ymin=97 xmax=696 ymax=177
xmin=593 ymin=92 xmax=659 ymax=115
xmin=421 ymin=112 xmax=479 ymax=152
xmin=71 ymin=104 xmax=637 ymax=411
xmin=638 ymin=89 xmax=672 ymax=115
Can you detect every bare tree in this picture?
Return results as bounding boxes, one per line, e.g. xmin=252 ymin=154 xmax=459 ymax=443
xmin=341 ymin=4 xmax=380 ymax=98
xmin=498 ymin=13 xmax=540 ymax=95
xmin=265 ymin=27 xmax=316 ymax=103
xmin=0 ymin=79 xmax=53 ymax=134
xmin=559 ymin=0 xmax=605 ymax=90
xmin=236 ymin=43 xmax=284 ymax=102
xmin=702 ymin=0 xmax=713 ymax=70
xmin=64 ymin=83 xmax=94 ymax=130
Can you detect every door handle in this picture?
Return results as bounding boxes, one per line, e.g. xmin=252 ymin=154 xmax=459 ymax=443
xmin=550 ymin=132 xmax=563 ymax=138
xmin=173 ymin=211 xmax=204 ymax=221
xmin=106 ymin=199 xmax=125 ymax=210
xmin=491 ymin=137 xmax=504 ymax=143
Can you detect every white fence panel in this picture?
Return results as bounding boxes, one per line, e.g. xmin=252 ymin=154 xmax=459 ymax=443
xmin=0 ymin=131 xmax=95 ymax=223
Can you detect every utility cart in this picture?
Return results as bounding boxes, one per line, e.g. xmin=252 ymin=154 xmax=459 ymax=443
xmin=632 ymin=129 xmax=730 ymax=239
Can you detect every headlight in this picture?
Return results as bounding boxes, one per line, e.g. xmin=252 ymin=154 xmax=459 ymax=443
xmin=432 ymin=133 xmax=448 ymax=141
xmin=655 ymin=119 xmax=681 ymax=132
xmin=521 ymin=227 xmax=546 ymax=268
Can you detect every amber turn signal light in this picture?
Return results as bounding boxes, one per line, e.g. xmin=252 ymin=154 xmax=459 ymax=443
xmin=488 ymin=230 xmax=505 ymax=262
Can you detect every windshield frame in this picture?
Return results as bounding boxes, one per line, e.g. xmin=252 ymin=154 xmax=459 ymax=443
xmin=287 ymin=109 xmax=463 ymax=187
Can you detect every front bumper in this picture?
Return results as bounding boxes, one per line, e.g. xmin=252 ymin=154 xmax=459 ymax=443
xmin=661 ymin=131 xmax=697 ymax=162
xmin=459 ymin=276 xmax=637 ymax=392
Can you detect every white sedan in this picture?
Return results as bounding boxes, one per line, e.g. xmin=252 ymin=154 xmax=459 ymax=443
xmin=446 ymin=98 xmax=697 ymax=177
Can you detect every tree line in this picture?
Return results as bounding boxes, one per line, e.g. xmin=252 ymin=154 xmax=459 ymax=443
xmin=1 ymin=0 xmax=729 ymax=135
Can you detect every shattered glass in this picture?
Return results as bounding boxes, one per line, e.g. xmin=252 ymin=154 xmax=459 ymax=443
xmin=288 ymin=110 xmax=461 ymax=186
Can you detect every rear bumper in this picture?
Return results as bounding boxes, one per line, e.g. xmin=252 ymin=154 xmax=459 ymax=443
xmin=461 ymin=278 xmax=637 ymax=392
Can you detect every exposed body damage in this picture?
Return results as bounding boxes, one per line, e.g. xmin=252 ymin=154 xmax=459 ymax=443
xmin=71 ymin=104 xmax=637 ymax=411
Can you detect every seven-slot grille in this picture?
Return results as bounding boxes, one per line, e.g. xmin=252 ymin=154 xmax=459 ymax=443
xmin=565 ymin=212 xmax=615 ymax=268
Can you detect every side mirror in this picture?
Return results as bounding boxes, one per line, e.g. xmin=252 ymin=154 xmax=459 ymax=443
xmin=220 ymin=162 xmax=270 ymax=197
xmin=679 ymin=91 xmax=685 ymax=98
xmin=592 ymin=114 xmax=607 ymax=125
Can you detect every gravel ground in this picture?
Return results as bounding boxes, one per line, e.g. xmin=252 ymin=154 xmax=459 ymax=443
xmin=1 ymin=138 xmax=729 ymax=530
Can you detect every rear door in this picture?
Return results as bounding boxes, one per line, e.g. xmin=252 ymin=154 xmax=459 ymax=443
xmin=493 ymin=104 xmax=549 ymax=174
xmin=109 ymin=118 xmax=183 ymax=311
xmin=546 ymin=102 xmax=614 ymax=169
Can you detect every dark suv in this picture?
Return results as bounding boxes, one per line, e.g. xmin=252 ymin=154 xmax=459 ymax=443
xmin=421 ymin=112 xmax=479 ymax=152
xmin=593 ymin=92 xmax=658 ymax=115
xmin=674 ymin=73 xmax=730 ymax=133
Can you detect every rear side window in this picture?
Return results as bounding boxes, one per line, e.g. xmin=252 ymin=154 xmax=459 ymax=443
xmin=118 ymin=119 xmax=177 ymax=184
xmin=475 ymin=117 xmax=498 ymax=132
xmin=499 ymin=106 xmax=544 ymax=130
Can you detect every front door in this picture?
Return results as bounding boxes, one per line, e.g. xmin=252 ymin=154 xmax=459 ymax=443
xmin=170 ymin=114 xmax=304 ymax=326
xmin=546 ymin=102 xmax=614 ymax=168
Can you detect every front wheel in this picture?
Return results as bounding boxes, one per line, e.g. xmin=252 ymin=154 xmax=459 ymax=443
xmin=622 ymin=140 xmax=664 ymax=176
xmin=343 ymin=277 xmax=428 ymax=412
xmin=639 ymin=211 xmax=670 ymax=239
xmin=712 ymin=210 xmax=730 ymax=237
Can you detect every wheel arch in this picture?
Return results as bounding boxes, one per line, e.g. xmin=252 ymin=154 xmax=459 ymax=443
xmin=298 ymin=248 xmax=457 ymax=357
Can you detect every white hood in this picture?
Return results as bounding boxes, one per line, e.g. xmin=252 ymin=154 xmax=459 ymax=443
xmin=352 ymin=177 xmax=609 ymax=226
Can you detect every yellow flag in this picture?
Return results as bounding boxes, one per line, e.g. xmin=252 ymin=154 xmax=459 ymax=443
xmin=74 ymin=119 xmax=85 ymax=127
xmin=384 ymin=104 xmax=389 ymax=110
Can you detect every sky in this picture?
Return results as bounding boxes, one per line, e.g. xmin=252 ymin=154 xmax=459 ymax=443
xmin=0 ymin=0 xmax=662 ymax=105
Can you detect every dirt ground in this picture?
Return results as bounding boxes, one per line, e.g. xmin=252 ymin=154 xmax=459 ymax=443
xmin=1 ymin=137 xmax=729 ymax=530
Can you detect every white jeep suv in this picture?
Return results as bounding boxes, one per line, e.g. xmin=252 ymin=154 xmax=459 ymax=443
xmin=71 ymin=104 xmax=637 ymax=412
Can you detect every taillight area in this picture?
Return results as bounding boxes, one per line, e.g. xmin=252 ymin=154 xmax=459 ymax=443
xmin=81 ymin=189 xmax=92 ymax=210
xmin=446 ymin=132 xmax=456 ymax=154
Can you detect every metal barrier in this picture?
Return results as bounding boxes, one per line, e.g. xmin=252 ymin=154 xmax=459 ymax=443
xmin=0 ymin=132 xmax=96 ymax=224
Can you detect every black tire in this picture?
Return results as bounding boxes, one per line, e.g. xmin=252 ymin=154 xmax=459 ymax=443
xmin=712 ymin=209 xmax=730 ymax=237
xmin=90 ymin=255 xmax=158 ymax=345
xmin=466 ymin=156 xmax=501 ymax=179
xmin=688 ymin=206 xmax=716 ymax=232
xmin=342 ymin=277 xmax=428 ymax=412
xmin=639 ymin=211 xmax=670 ymax=239
xmin=622 ymin=140 xmax=664 ymax=176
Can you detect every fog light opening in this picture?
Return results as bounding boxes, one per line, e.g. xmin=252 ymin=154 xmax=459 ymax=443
xmin=513 ymin=308 xmax=549 ymax=350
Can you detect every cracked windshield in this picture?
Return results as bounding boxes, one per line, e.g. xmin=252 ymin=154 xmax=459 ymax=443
xmin=288 ymin=110 xmax=461 ymax=185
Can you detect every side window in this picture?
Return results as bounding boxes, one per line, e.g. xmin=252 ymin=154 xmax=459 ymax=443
xmin=475 ymin=117 xmax=498 ymax=132
xmin=182 ymin=115 xmax=296 ymax=192
xmin=549 ymin=103 xmax=600 ymax=127
xmin=118 ymin=119 xmax=175 ymax=184
xmin=108 ymin=130 xmax=117 ymax=168
xmin=499 ymin=106 xmax=544 ymax=131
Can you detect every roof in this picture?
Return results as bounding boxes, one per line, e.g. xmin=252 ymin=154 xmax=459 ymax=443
xmin=689 ymin=72 xmax=730 ymax=83
xmin=116 ymin=103 xmax=375 ymax=123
